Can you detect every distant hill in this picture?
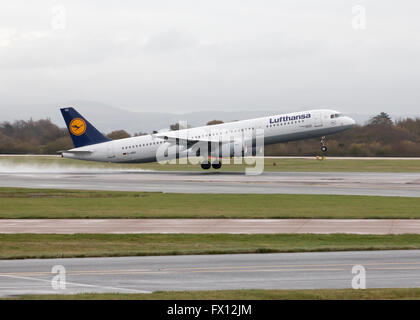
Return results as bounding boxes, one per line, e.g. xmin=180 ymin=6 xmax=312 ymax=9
xmin=0 ymin=100 xmax=284 ymax=134
xmin=0 ymin=100 xmax=416 ymax=134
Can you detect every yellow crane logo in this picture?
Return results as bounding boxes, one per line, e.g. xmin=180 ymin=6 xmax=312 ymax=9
xmin=69 ymin=118 xmax=87 ymax=136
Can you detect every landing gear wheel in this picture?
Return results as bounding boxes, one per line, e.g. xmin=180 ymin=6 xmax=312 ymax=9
xmin=201 ymin=162 xmax=211 ymax=170
xmin=320 ymin=136 xmax=327 ymax=153
xmin=212 ymin=162 xmax=222 ymax=169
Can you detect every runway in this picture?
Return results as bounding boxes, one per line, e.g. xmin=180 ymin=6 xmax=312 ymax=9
xmin=1 ymin=250 xmax=419 ymax=297
xmin=2 ymin=219 xmax=420 ymax=234
xmin=1 ymin=171 xmax=420 ymax=197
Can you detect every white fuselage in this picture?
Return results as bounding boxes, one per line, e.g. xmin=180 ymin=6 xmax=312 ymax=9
xmin=62 ymin=109 xmax=355 ymax=163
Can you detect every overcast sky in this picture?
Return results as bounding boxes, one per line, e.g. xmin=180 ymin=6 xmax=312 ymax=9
xmin=1 ymin=0 xmax=419 ymax=114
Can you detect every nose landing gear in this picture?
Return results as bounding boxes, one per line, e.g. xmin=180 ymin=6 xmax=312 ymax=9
xmin=320 ymin=136 xmax=327 ymax=152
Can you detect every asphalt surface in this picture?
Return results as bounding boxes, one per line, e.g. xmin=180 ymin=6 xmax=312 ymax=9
xmin=1 ymin=171 xmax=420 ymax=196
xmin=2 ymin=219 xmax=420 ymax=234
xmin=1 ymin=250 xmax=419 ymax=296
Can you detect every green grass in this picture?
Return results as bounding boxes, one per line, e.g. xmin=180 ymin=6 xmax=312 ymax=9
xmin=1 ymin=233 xmax=420 ymax=259
xmin=0 ymin=187 xmax=419 ymax=219
xmin=2 ymin=155 xmax=420 ymax=172
xmin=9 ymin=288 xmax=420 ymax=300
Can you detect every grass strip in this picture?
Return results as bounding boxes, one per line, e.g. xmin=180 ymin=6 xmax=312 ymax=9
xmin=0 ymin=187 xmax=419 ymax=219
xmin=7 ymin=288 xmax=420 ymax=300
xmin=1 ymin=233 xmax=420 ymax=259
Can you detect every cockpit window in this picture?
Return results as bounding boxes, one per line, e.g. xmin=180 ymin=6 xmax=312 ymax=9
xmin=331 ymin=113 xmax=343 ymax=119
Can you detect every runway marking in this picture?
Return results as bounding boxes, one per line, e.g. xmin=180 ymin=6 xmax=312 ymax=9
xmin=3 ymin=261 xmax=420 ymax=278
xmin=0 ymin=268 xmax=350 ymax=279
xmin=0 ymin=268 xmax=345 ymax=277
xmin=370 ymin=267 xmax=420 ymax=271
xmin=0 ymin=274 xmax=151 ymax=294
xmin=163 ymin=261 xmax=420 ymax=271
xmin=187 ymin=268 xmax=347 ymax=273
xmin=0 ymin=269 xmax=151 ymax=277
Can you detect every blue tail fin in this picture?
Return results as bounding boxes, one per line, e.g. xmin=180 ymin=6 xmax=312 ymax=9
xmin=60 ymin=107 xmax=110 ymax=148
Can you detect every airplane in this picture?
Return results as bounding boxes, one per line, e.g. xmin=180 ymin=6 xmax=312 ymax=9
xmin=59 ymin=107 xmax=356 ymax=169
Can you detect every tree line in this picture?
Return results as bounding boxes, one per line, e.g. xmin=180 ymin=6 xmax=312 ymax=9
xmin=1 ymin=113 xmax=420 ymax=156
xmin=266 ymin=113 xmax=420 ymax=157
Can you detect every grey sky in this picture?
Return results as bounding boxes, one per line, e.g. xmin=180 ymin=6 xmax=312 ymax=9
xmin=1 ymin=0 xmax=419 ymax=114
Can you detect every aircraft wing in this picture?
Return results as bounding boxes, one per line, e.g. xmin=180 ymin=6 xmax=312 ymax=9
xmin=153 ymin=133 xmax=205 ymax=149
xmin=153 ymin=133 xmax=227 ymax=145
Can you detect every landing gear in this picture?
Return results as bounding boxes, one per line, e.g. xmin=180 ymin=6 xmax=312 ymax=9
xmin=320 ymin=136 xmax=327 ymax=153
xmin=201 ymin=162 xmax=211 ymax=170
xmin=200 ymin=160 xmax=222 ymax=170
xmin=212 ymin=162 xmax=222 ymax=169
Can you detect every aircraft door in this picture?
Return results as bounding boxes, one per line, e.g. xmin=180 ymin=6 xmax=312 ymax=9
xmin=314 ymin=112 xmax=323 ymax=127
